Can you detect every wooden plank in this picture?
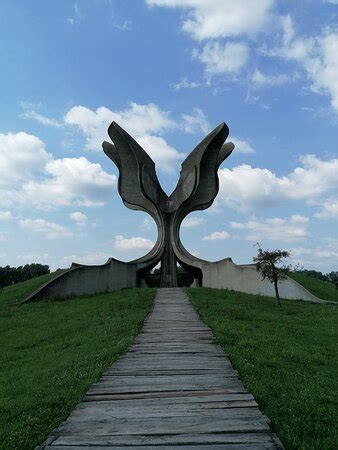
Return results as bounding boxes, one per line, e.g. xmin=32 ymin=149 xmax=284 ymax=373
xmin=77 ymin=399 xmax=258 ymax=411
xmin=103 ymin=370 xmax=234 ymax=376
xmin=83 ymin=392 xmax=255 ymax=403
xmin=111 ymin=361 xmax=230 ymax=368
xmin=36 ymin=288 xmax=283 ymax=449
xmin=47 ymin=444 xmax=277 ymax=450
xmin=112 ymin=356 xmax=230 ymax=364
xmin=55 ymin=416 xmax=271 ymax=435
xmin=65 ymin=407 xmax=262 ymax=422
xmin=47 ymin=443 xmax=277 ymax=449
xmin=86 ymin=382 xmax=244 ymax=395
xmin=52 ymin=432 xmax=275 ymax=447
xmin=83 ymin=389 xmax=251 ymax=402
xmin=97 ymin=375 xmax=238 ymax=385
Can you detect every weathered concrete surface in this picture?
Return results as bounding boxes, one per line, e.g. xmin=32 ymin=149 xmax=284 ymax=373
xmin=174 ymin=236 xmax=326 ymax=303
xmin=104 ymin=121 xmax=234 ymax=288
xmin=199 ymin=259 xmax=328 ymax=303
xmin=36 ymin=288 xmax=284 ymax=449
xmin=22 ymin=255 xmax=326 ymax=304
xmin=21 ymin=258 xmax=137 ymax=303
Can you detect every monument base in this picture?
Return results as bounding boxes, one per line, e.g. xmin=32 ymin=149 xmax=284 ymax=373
xmin=20 ymin=256 xmax=327 ymax=304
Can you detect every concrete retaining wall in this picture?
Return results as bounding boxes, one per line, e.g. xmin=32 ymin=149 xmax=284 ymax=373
xmin=22 ymin=256 xmax=327 ymax=304
xmin=200 ymin=259 xmax=325 ymax=302
xmin=22 ymin=259 xmax=137 ymax=303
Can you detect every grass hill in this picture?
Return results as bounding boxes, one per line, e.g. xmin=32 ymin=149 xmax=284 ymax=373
xmin=0 ymin=271 xmax=63 ymax=306
xmin=0 ymin=278 xmax=155 ymax=449
xmin=288 ymin=271 xmax=338 ymax=302
xmin=187 ymin=287 xmax=337 ymax=450
xmin=1 ymin=274 xmax=336 ymax=449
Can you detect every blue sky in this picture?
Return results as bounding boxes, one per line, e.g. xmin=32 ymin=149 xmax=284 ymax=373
xmin=1 ymin=0 xmax=338 ymax=272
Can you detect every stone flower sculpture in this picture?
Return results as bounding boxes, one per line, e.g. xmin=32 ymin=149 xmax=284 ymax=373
xmin=22 ymin=121 xmax=321 ymax=303
xmin=102 ymin=121 xmax=234 ymax=287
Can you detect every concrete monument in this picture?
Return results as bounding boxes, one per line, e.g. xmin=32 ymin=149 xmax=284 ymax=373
xmin=102 ymin=121 xmax=233 ymax=288
xmin=22 ymin=121 xmax=324 ymax=303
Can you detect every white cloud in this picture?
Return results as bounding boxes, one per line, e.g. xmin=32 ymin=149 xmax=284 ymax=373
xmin=174 ymin=78 xmax=201 ymax=90
xmin=0 ymin=211 xmax=13 ymax=220
xmin=20 ymin=108 xmax=62 ymax=128
xmin=17 ymin=253 xmax=49 ymax=263
xmin=0 ymin=130 xmax=117 ymax=210
xmin=219 ymin=164 xmax=287 ymax=211
xmin=193 ymin=41 xmax=249 ymax=75
xmin=218 ymin=154 xmax=338 ymax=211
xmin=309 ymin=32 xmax=338 ymax=111
xmin=265 ymin=19 xmax=338 ymax=111
xmin=62 ymin=252 xmax=111 ymax=266
xmin=315 ymin=198 xmax=338 ymax=219
xmin=245 ymin=91 xmax=260 ymax=106
xmin=70 ymin=211 xmax=88 ymax=226
xmin=19 ymin=219 xmax=72 ymax=240
xmin=141 ymin=216 xmax=156 ymax=231
xmin=116 ymin=20 xmax=132 ymax=31
xmin=182 ymin=216 xmax=204 ymax=228
xmin=64 ymin=102 xmax=190 ymax=171
xmin=21 ymin=157 xmax=116 ymax=208
xmin=292 ymin=246 xmax=336 ymax=259
xmin=64 ymin=102 xmax=175 ymax=150
xmin=114 ymin=234 xmax=154 ymax=251
xmin=290 ymin=239 xmax=338 ymax=270
xmin=66 ymin=3 xmax=83 ymax=25
xmin=137 ymin=135 xmax=185 ymax=172
xmin=280 ymin=14 xmax=295 ymax=47
xmin=230 ymin=137 xmax=255 ymax=154
xmin=181 ymin=108 xmax=210 ymax=134
xmin=230 ymin=215 xmax=310 ymax=242
xmin=146 ymin=0 xmax=276 ymax=41
xmin=0 ymin=132 xmax=51 ymax=186
xmin=251 ymin=68 xmax=294 ymax=87
xmin=65 ymin=102 xmax=212 ymax=171
xmin=202 ymin=230 xmax=230 ymax=241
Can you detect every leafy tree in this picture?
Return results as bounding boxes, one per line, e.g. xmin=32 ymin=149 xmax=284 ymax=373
xmin=253 ymin=246 xmax=291 ymax=307
xmin=327 ymin=271 xmax=338 ymax=287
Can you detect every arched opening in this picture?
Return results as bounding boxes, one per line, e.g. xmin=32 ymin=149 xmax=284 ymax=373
xmin=141 ymin=262 xmax=195 ymax=288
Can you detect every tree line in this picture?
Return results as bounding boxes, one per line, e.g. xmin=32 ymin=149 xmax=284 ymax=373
xmin=296 ymin=269 xmax=338 ymax=284
xmin=0 ymin=264 xmax=50 ymax=290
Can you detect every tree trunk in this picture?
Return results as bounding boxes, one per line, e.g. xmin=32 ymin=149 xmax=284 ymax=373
xmin=273 ymin=277 xmax=281 ymax=307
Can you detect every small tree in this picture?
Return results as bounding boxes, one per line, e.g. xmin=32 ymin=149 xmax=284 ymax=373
xmin=253 ymin=245 xmax=291 ymax=307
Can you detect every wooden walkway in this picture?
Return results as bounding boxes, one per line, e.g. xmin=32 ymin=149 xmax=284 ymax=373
xmin=38 ymin=288 xmax=283 ymax=449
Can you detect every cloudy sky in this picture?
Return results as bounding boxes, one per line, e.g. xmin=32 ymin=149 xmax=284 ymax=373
xmin=1 ymin=0 xmax=338 ymax=272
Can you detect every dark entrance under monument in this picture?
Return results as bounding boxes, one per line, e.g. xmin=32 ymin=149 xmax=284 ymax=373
xmin=142 ymin=263 xmax=195 ymax=288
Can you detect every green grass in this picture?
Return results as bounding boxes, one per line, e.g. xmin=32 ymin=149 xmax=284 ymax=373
xmin=186 ymin=287 xmax=337 ymax=450
xmin=0 ymin=279 xmax=155 ymax=449
xmin=1 ymin=271 xmax=65 ymax=305
xmin=288 ymin=272 xmax=338 ymax=302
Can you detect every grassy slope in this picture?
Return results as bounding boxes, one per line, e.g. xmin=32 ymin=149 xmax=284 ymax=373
xmin=288 ymin=272 xmax=338 ymax=302
xmin=0 ymin=278 xmax=155 ymax=449
xmin=1 ymin=271 xmax=63 ymax=304
xmin=187 ymin=287 xmax=337 ymax=450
